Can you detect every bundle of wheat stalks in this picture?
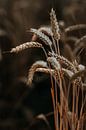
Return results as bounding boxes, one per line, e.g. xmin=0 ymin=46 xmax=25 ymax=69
xmin=10 ymin=9 xmax=86 ymax=130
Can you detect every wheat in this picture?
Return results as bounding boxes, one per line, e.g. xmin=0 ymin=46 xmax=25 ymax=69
xmin=50 ymin=8 xmax=60 ymax=40
xmin=30 ymin=28 xmax=52 ymax=46
xmin=62 ymin=68 xmax=74 ymax=78
xmin=9 ymin=7 xmax=86 ymax=130
xmin=36 ymin=67 xmax=76 ymax=80
xmin=36 ymin=67 xmax=54 ymax=74
xmin=27 ymin=61 xmax=48 ymax=86
xmin=10 ymin=42 xmax=42 ymax=53
xmin=38 ymin=26 xmax=53 ymax=37
xmin=50 ymin=8 xmax=60 ymax=54
xmin=70 ymin=69 xmax=86 ymax=81
xmin=74 ymin=44 xmax=85 ymax=55
xmin=65 ymin=24 xmax=86 ymax=33
xmin=78 ymin=64 xmax=85 ymax=71
xmin=66 ymin=36 xmax=78 ymax=43
xmin=48 ymin=52 xmax=76 ymax=72
xmin=75 ymin=35 xmax=86 ymax=46
xmin=47 ymin=57 xmax=61 ymax=71
xmin=36 ymin=67 xmax=59 ymax=80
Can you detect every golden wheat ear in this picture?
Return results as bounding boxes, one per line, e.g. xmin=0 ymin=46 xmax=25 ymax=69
xmin=27 ymin=61 xmax=48 ymax=86
xmin=10 ymin=42 xmax=42 ymax=53
xmin=36 ymin=68 xmax=54 ymax=74
xmin=50 ymin=8 xmax=60 ymax=40
xmin=50 ymin=8 xmax=60 ymax=54
xmin=3 ymin=42 xmax=42 ymax=54
xmin=36 ymin=67 xmax=61 ymax=82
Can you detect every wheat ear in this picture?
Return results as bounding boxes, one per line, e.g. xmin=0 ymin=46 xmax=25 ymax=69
xmin=38 ymin=26 xmax=53 ymax=37
xmin=65 ymin=24 xmax=86 ymax=33
xmin=27 ymin=61 xmax=48 ymax=86
xmin=47 ymin=57 xmax=61 ymax=71
xmin=50 ymin=8 xmax=60 ymax=40
xmin=75 ymin=35 xmax=86 ymax=46
xmin=36 ymin=68 xmax=54 ymax=74
xmin=48 ymin=52 xmax=76 ymax=72
xmin=50 ymin=8 xmax=60 ymax=54
xmin=30 ymin=28 xmax=52 ymax=46
xmin=36 ymin=67 xmax=75 ymax=80
xmin=10 ymin=42 xmax=42 ymax=53
xmin=36 ymin=68 xmax=59 ymax=80
xmin=70 ymin=69 xmax=86 ymax=81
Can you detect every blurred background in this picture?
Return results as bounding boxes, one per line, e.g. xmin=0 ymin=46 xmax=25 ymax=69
xmin=0 ymin=0 xmax=86 ymax=129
